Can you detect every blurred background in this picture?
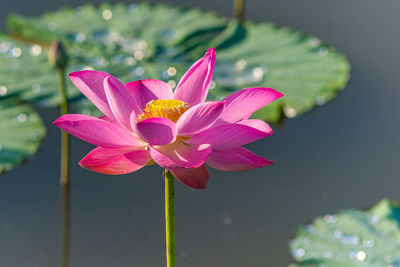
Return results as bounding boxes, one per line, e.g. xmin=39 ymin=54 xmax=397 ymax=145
xmin=1 ymin=0 xmax=399 ymax=266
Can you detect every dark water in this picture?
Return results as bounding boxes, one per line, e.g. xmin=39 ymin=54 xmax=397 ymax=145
xmin=1 ymin=0 xmax=400 ymax=266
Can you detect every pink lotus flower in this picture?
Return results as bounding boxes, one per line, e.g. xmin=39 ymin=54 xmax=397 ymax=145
xmin=54 ymin=48 xmax=283 ymax=189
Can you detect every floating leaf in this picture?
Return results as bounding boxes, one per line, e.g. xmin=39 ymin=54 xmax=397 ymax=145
xmin=3 ymin=3 xmax=226 ymax=112
xmin=0 ymin=34 xmax=83 ymax=106
xmin=211 ymin=21 xmax=350 ymax=122
xmin=0 ymin=98 xmax=45 ymax=173
xmin=5 ymin=3 xmax=349 ymax=122
xmin=289 ymin=199 xmax=400 ymax=267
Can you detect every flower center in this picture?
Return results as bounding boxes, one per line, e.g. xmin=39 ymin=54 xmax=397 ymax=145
xmin=137 ymin=99 xmax=190 ymax=122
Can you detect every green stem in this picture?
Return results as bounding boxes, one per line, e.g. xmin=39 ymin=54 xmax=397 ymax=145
xmin=234 ymin=0 xmax=245 ymax=24
xmin=164 ymin=170 xmax=176 ymax=267
xmin=60 ymin=186 xmax=70 ymax=267
xmin=57 ymin=68 xmax=69 ymax=187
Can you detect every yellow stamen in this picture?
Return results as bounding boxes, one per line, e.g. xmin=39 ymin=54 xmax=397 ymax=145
xmin=137 ymin=99 xmax=190 ymax=122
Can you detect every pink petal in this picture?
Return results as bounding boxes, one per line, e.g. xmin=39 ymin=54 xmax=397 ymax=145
xmin=217 ymin=87 xmax=283 ymax=124
xmin=126 ymin=79 xmax=173 ymax=110
xmin=54 ymin=114 xmax=143 ymax=148
xmin=149 ymin=140 xmax=211 ymax=169
xmin=98 ymin=115 xmax=116 ymax=124
xmin=173 ymin=48 xmax=215 ymax=106
xmin=79 ymin=147 xmax=152 ymax=175
xmin=69 ymin=70 xmax=115 ymax=120
xmin=176 ymin=101 xmax=225 ymax=136
xmin=236 ymin=119 xmax=274 ymax=134
xmin=187 ymin=121 xmax=273 ymax=149
xmin=206 ymin=147 xmax=273 ymax=171
xmin=169 ymin=165 xmax=210 ymax=189
xmin=133 ymin=118 xmax=177 ymax=146
xmin=104 ymin=75 xmax=140 ymax=130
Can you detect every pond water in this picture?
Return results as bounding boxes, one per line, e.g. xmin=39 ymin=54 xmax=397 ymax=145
xmin=1 ymin=0 xmax=400 ymax=266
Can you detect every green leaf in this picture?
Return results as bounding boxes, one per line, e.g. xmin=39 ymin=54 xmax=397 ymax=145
xmin=0 ymin=34 xmax=83 ymax=106
xmin=290 ymin=199 xmax=400 ymax=267
xmin=210 ymin=21 xmax=350 ymax=122
xmin=3 ymin=4 xmax=226 ymax=114
xmin=0 ymin=98 xmax=45 ymax=173
xmin=4 ymin=3 xmax=349 ymax=122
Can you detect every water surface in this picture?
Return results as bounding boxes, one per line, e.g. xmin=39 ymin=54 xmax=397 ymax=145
xmin=1 ymin=0 xmax=400 ymax=266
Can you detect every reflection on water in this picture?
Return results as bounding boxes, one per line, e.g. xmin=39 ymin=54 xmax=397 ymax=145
xmin=60 ymin=187 xmax=70 ymax=267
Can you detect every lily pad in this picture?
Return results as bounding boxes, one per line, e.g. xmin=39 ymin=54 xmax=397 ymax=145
xmin=0 ymin=34 xmax=83 ymax=106
xmin=4 ymin=3 xmax=349 ymax=122
xmin=0 ymin=98 xmax=45 ymax=173
xmin=210 ymin=21 xmax=350 ymax=122
xmin=3 ymin=3 xmax=226 ymax=112
xmin=289 ymin=199 xmax=400 ymax=267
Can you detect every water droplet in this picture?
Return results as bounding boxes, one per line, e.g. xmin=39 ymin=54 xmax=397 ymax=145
xmin=102 ymin=9 xmax=113 ymax=20
xmin=89 ymin=57 xmax=108 ymax=68
xmin=167 ymin=80 xmax=176 ymax=89
xmin=0 ymin=85 xmax=7 ymax=96
xmin=47 ymin=22 xmax=57 ymax=31
xmin=316 ymin=96 xmax=325 ymax=106
xmin=309 ymin=38 xmax=321 ymax=48
xmin=323 ymin=251 xmax=333 ymax=259
xmin=74 ymin=32 xmax=86 ymax=43
xmin=128 ymin=3 xmax=137 ymax=11
xmin=124 ymin=56 xmax=136 ymax=66
xmin=10 ymin=47 xmax=22 ymax=57
xmin=111 ymin=54 xmax=125 ymax=64
xmin=16 ymin=113 xmax=27 ymax=123
xmin=235 ymin=59 xmax=247 ymax=71
xmin=137 ymin=40 xmax=148 ymax=50
xmin=340 ymin=234 xmax=359 ymax=245
xmin=391 ymin=258 xmax=400 ymax=267
xmin=82 ymin=66 xmax=94 ymax=71
xmin=293 ymin=248 xmax=306 ymax=258
xmin=305 ymin=225 xmax=315 ymax=233
xmin=223 ymin=216 xmax=232 ymax=226
xmin=161 ymin=70 xmax=170 ymax=79
xmin=332 ymin=230 xmax=342 ymax=239
xmin=370 ymin=214 xmax=380 ymax=224
xmin=284 ymin=107 xmax=297 ymax=118
xmin=252 ymin=67 xmax=265 ymax=82
xmin=356 ymin=251 xmax=367 ymax=261
xmin=134 ymin=51 xmax=144 ymax=61
xmin=30 ymin=45 xmax=42 ymax=56
xmin=0 ymin=42 xmax=11 ymax=53
xmin=362 ymin=239 xmax=375 ymax=248
xmin=318 ymin=47 xmax=328 ymax=56
xmin=167 ymin=67 xmax=177 ymax=77
xmin=32 ymin=84 xmax=42 ymax=93
xmin=162 ymin=29 xmax=175 ymax=40
xmin=134 ymin=66 xmax=145 ymax=77
xmin=209 ymin=80 xmax=216 ymax=90
xmin=324 ymin=214 xmax=337 ymax=223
